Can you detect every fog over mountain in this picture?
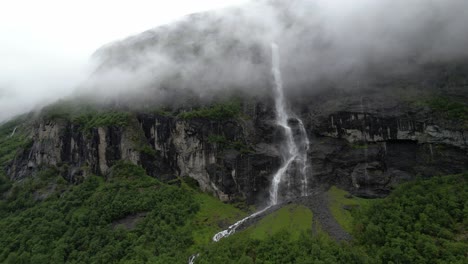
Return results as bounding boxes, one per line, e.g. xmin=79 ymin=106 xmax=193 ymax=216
xmin=0 ymin=0 xmax=248 ymax=122
xmin=80 ymin=0 xmax=468 ymax=106
xmin=2 ymin=0 xmax=468 ymax=121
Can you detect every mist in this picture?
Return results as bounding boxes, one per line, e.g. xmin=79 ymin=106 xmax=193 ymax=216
xmin=2 ymin=0 xmax=468 ymax=121
xmin=0 ymin=0 xmax=249 ymax=123
xmin=80 ymin=0 xmax=468 ymax=107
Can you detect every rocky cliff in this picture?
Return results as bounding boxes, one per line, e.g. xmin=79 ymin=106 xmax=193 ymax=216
xmin=6 ymin=102 xmax=280 ymax=205
xmin=9 ymin=0 xmax=462 ymax=205
xmin=6 ymin=82 xmax=468 ymax=204
xmin=303 ymin=93 xmax=467 ymax=198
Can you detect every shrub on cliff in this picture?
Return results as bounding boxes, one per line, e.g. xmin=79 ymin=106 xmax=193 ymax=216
xmin=178 ymin=101 xmax=241 ymax=120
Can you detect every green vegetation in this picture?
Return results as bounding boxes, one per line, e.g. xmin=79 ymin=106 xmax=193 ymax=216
xmin=190 ymin=191 xmax=247 ymax=247
xmin=40 ymin=100 xmax=100 ymax=121
xmin=354 ymin=173 xmax=468 ymax=264
xmin=0 ymin=167 xmax=68 ymax=215
xmin=246 ymin=204 xmax=313 ymax=240
xmin=40 ymin=100 xmax=79 ymax=120
xmin=229 ymin=140 xmax=255 ymax=154
xmin=207 ymin=134 xmax=228 ymax=145
xmin=0 ymin=159 xmax=251 ymax=263
xmin=178 ymin=101 xmax=241 ymax=120
xmin=196 ymin=231 xmax=368 ymax=264
xmin=350 ymin=143 xmax=369 ymax=150
xmin=0 ymin=116 xmax=32 ymax=193
xmin=0 ymin=163 xmax=201 ymax=263
xmin=426 ymin=97 xmax=468 ymax=121
xmin=136 ymin=144 xmax=158 ymax=158
xmin=152 ymin=108 xmax=174 ymax=117
xmin=73 ymin=111 xmax=130 ymax=131
xmin=207 ymin=135 xmax=254 ymax=154
xmin=0 ymin=117 xmax=29 ymax=170
xmin=327 ymin=186 xmax=376 ymax=233
xmin=195 ymin=174 xmax=467 ymax=263
xmin=40 ymin=100 xmax=131 ymax=130
xmin=412 ymin=97 xmax=468 ymax=123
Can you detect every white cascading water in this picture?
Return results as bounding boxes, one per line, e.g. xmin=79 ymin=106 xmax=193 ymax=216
xmin=10 ymin=127 xmax=17 ymax=138
xmin=269 ymin=43 xmax=310 ymax=204
xmin=191 ymin=43 xmax=311 ymax=262
xmin=211 ymin=43 xmax=310 ymax=242
xmin=212 ymin=206 xmax=270 ymax=242
xmin=297 ymin=118 xmax=310 ymax=197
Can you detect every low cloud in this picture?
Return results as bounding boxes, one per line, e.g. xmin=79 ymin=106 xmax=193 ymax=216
xmin=2 ymin=0 xmax=468 ymax=121
xmin=82 ymin=0 xmax=468 ymax=106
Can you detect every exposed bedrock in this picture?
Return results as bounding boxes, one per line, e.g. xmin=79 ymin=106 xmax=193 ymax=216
xmin=6 ymin=92 xmax=468 ymax=203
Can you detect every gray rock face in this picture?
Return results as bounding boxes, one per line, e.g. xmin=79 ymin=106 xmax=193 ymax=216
xmin=301 ymin=89 xmax=468 ymax=198
xmin=7 ymin=121 xmax=141 ymax=183
xmin=319 ymin=111 xmax=467 ymax=149
xmin=137 ymin=112 xmax=279 ymax=204
xmin=7 ymin=106 xmax=280 ymax=204
xmin=6 ymin=89 xmax=468 ymax=203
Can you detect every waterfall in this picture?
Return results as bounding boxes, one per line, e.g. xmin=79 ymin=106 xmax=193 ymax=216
xmin=297 ymin=118 xmax=310 ymax=197
xmin=190 ymin=43 xmax=311 ymax=263
xmin=212 ymin=206 xmax=270 ymax=242
xmin=269 ymin=43 xmax=310 ymax=204
xmin=9 ymin=127 xmax=17 ymax=138
xmin=188 ymin=254 xmax=199 ymax=264
xmin=211 ymin=43 xmax=310 ymax=242
xmin=269 ymin=43 xmax=296 ymax=205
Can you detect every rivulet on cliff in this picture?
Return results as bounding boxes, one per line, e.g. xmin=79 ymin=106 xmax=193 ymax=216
xmin=0 ymin=0 xmax=467 ymax=263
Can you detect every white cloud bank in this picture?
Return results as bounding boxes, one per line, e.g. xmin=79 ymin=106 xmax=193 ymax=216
xmin=0 ymin=0 xmax=248 ymax=122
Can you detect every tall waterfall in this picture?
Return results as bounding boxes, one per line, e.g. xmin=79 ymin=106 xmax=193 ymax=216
xmin=210 ymin=43 xmax=311 ymax=245
xmin=183 ymin=44 xmax=314 ymax=264
xmin=269 ymin=43 xmax=310 ymax=205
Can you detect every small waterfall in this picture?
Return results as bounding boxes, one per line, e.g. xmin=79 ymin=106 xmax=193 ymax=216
xmin=190 ymin=43 xmax=311 ymax=263
xmin=188 ymin=254 xmax=199 ymax=264
xmin=9 ymin=127 xmax=17 ymax=138
xmin=212 ymin=206 xmax=270 ymax=242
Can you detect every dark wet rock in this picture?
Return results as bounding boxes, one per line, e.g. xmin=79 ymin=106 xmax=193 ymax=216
xmin=5 ymin=84 xmax=468 ymax=204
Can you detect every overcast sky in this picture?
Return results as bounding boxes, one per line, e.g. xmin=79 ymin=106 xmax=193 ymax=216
xmin=0 ymin=0 xmax=248 ymax=122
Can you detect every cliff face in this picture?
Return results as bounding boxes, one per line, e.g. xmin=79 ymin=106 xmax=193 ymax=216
xmin=8 ymin=121 xmax=141 ymax=184
xmin=136 ymin=110 xmax=279 ymax=204
xmin=6 ymin=103 xmax=280 ymax=204
xmin=6 ymin=89 xmax=468 ymax=203
xmin=303 ymin=94 xmax=467 ymax=198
